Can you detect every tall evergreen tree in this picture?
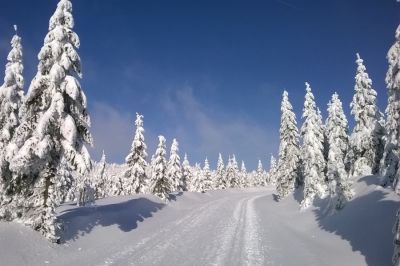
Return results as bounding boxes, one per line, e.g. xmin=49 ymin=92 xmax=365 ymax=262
xmin=55 ymin=157 xmax=75 ymax=204
xmin=105 ymin=163 xmax=124 ymax=197
xmin=226 ymin=155 xmax=239 ymax=188
xmin=181 ymin=153 xmax=191 ymax=191
xmin=151 ymin=136 xmax=170 ymax=200
xmin=239 ymin=161 xmax=248 ymax=188
xmin=255 ymin=159 xmax=266 ymax=186
xmin=124 ymin=113 xmax=148 ymax=194
xmin=382 ymin=25 xmax=400 ymax=189
xmin=166 ymin=138 xmax=182 ymax=192
xmin=215 ymin=153 xmax=226 ymax=189
xmin=0 ymin=26 xmax=24 ymax=213
xmin=275 ymin=90 xmax=300 ymax=200
xmin=190 ymin=163 xmax=204 ymax=192
xmin=347 ymin=53 xmax=384 ymax=177
xmin=326 ymin=93 xmax=353 ymax=209
xmin=93 ymin=151 xmax=107 ymax=199
xmin=8 ymin=0 xmax=92 ymax=242
xmin=202 ymin=158 xmax=213 ymax=191
xmin=390 ymin=24 xmax=400 ymax=266
xmin=320 ymin=108 xmax=329 ymax=179
xmin=300 ymin=82 xmax=326 ymax=209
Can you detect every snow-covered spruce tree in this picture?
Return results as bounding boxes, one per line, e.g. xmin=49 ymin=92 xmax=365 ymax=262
xmin=320 ymin=108 xmax=329 ymax=179
xmin=275 ymin=90 xmax=300 ymax=200
xmin=382 ymin=25 xmax=400 ymax=189
xmin=300 ymin=82 xmax=327 ymax=209
xmin=181 ymin=153 xmax=191 ymax=191
xmin=390 ymin=24 xmax=400 ymax=266
xmin=255 ymin=160 xmax=266 ymax=187
xmin=224 ymin=155 xmax=232 ymax=187
xmin=0 ymin=25 xmax=24 ymax=215
xmin=226 ymin=155 xmax=239 ymax=188
xmin=92 ymin=151 xmax=107 ymax=199
xmin=151 ymin=136 xmax=171 ymax=200
xmin=326 ymin=93 xmax=353 ymax=209
xmin=215 ymin=153 xmax=226 ymax=189
xmin=123 ymin=113 xmax=148 ymax=195
xmin=248 ymin=170 xmax=256 ymax=187
xmin=190 ymin=163 xmax=204 ymax=192
xmin=240 ymin=161 xmax=248 ymax=188
xmin=346 ymin=53 xmax=384 ymax=177
xmin=54 ymin=157 xmax=74 ymax=204
xmin=166 ymin=138 xmax=182 ymax=192
xmin=105 ymin=163 xmax=124 ymax=197
xmin=202 ymin=158 xmax=213 ymax=191
xmin=7 ymin=0 xmax=92 ymax=242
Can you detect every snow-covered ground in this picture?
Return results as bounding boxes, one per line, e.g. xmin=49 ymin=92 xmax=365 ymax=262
xmin=0 ymin=175 xmax=397 ymax=266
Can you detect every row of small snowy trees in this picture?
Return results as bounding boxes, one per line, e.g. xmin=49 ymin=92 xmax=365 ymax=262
xmin=90 ymin=114 xmax=274 ymax=202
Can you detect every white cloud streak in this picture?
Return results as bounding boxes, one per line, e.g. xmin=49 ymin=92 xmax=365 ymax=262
xmin=89 ymin=102 xmax=135 ymax=162
xmin=162 ymin=86 xmax=279 ymax=169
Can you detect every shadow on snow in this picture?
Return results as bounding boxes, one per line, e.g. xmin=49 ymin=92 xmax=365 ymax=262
xmin=313 ymin=175 xmax=398 ymax=266
xmin=58 ymin=197 xmax=165 ymax=243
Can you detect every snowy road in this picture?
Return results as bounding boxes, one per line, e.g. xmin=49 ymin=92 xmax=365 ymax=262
xmin=1 ymin=183 xmax=395 ymax=266
xmin=101 ymin=191 xmax=269 ymax=266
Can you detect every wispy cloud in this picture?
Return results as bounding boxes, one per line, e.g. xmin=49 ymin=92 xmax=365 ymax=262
xmin=89 ymin=102 xmax=135 ymax=162
xmin=273 ymin=0 xmax=299 ymax=10
xmin=161 ymin=86 xmax=279 ymax=169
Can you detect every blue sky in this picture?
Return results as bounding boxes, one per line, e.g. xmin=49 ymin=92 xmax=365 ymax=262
xmin=0 ymin=0 xmax=399 ymax=169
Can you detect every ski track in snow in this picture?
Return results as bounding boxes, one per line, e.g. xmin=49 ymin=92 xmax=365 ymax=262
xmin=212 ymin=194 xmax=271 ymax=266
xmin=101 ymin=196 xmax=230 ymax=265
xmin=243 ymin=195 xmax=270 ymax=266
xmin=101 ymin=192 xmax=268 ymax=266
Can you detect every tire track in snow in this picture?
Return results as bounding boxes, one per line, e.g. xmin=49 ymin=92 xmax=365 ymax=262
xmin=212 ymin=193 xmax=268 ymax=266
xmin=133 ymin=196 xmax=231 ymax=265
xmin=102 ymin=191 xmax=268 ymax=266
xmin=101 ymin=196 xmax=230 ymax=266
xmin=243 ymin=195 xmax=269 ymax=266
xmin=211 ymin=196 xmax=246 ymax=265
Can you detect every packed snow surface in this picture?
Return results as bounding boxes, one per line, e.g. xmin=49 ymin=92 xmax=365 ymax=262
xmin=0 ymin=175 xmax=397 ymax=266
